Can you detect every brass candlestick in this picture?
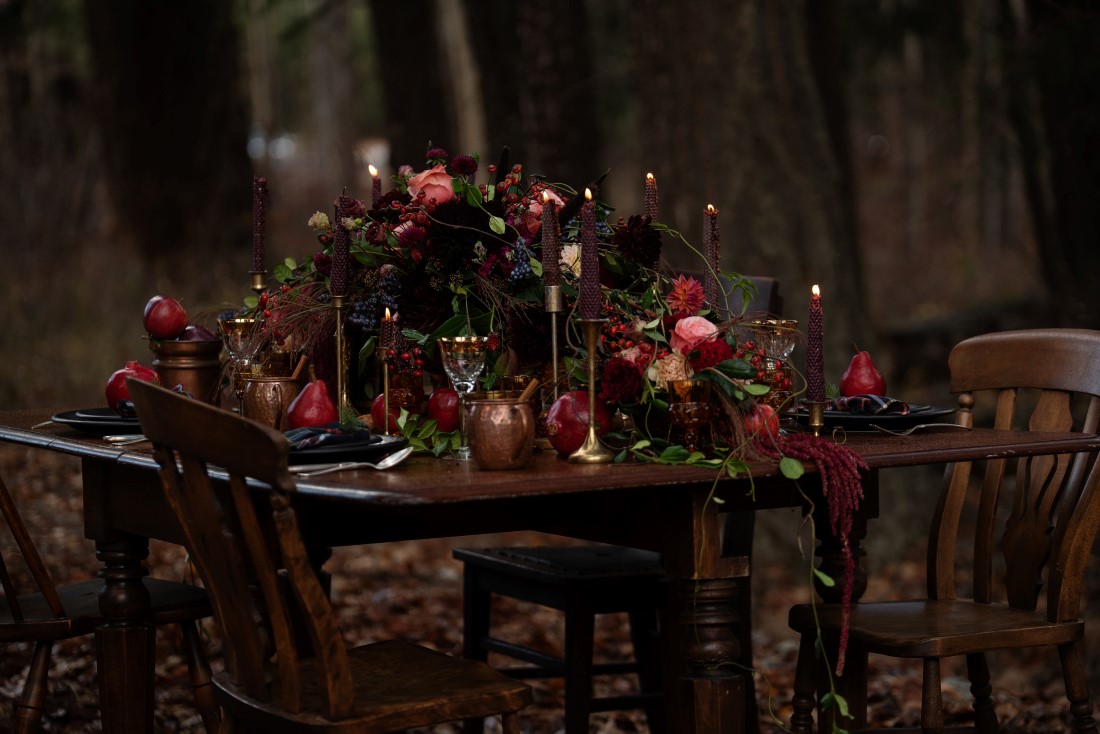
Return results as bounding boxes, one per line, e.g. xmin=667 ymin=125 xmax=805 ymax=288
xmin=569 ymin=319 xmax=614 ymax=464
xmin=250 ymin=270 xmax=267 ymax=298
xmin=332 ymin=294 xmax=349 ymax=413
xmin=545 ymin=285 xmax=562 ymax=402
xmin=806 ymin=400 xmax=827 ymax=437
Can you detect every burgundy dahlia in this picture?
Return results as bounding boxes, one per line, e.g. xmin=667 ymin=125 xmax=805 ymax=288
xmin=426 ymin=146 xmax=449 ymax=161
xmin=599 ymin=357 xmax=644 ymax=403
xmin=690 ymin=338 xmax=734 ymax=371
xmin=451 ymin=154 xmax=478 ymax=176
xmin=611 ymin=214 xmax=661 ymax=269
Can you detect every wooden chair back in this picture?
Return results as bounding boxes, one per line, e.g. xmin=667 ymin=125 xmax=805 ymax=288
xmin=0 ymin=474 xmax=67 ymax=623
xmin=128 ymin=379 xmax=354 ymax=720
xmin=932 ymin=328 xmax=1100 ymax=623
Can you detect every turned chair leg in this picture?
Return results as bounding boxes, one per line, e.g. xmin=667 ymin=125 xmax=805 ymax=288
xmin=966 ymin=652 xmax=998 ymax=733
xmin=180 ymin=619 xmax=221 ymax=733
xmin=628 ymin=606 xmax=665 ymax=734
xmin=1060 ymin=640 xmax=1100 ymax=734
xmin=14 ymin=640 xmax=53 ymax=734
xmin=920 ymin=657 xmax=945 ymax=734
xmin=563 ymin=605 xmax=596 ymax=734
xmin=789 ymin=634 xmax=817 ymax=734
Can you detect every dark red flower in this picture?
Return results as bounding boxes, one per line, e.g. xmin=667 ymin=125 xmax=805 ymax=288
xmin=313 ymin=252 xmax=332 ymax=276
xmin=611 ymin=214 xmax=662 ymax=269
xmin=451 ymin=155 xmax=478 ymax=176
xmin=600 ymin=357 xmax=644 ymax=403
xmin=426 ymin=146 xmax=449 ymax=160
xmin=690 ymin=338 xmax=734 ymax=371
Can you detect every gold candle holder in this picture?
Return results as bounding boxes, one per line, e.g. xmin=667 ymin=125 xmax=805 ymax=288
xmin=806 ymin=400 xmax=828 ymax=437
xmin=331 ymin=294 xmax=349 ymax=413
xmin=569 ymin=319 xmax=614 ymax=464
xmin=545 ymin=285 xmax=562 ymax=403
xmin=250 ymin=270 xmax=267 ymax=297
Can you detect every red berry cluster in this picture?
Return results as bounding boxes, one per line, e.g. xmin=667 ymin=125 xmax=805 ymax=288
xmin=735 ymin=339 xmax=792 ymax=391
xmin=599 ymin=306 xmax=665 ymax=364
xmin=256 ymin=285 xmax=299 ymax=345
xmin=385 ymin=345 xmax=424 ymax=379
xmin=479 ymin=163 xmax=524 ymax=204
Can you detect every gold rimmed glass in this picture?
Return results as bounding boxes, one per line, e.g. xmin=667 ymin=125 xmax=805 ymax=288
xmin=438 ymin=336 xmax=489 ymax=460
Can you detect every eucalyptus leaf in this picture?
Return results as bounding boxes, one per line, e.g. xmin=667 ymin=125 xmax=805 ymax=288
xmin=780 ymin=457 xmax=805 ymax=479
xmin=744 ymin=383 xmax=771 ymax=396
xmin=489 ymin=215 xmax=506 ymax=234
xmin=813 ymin=568 xmax=836 ymax=587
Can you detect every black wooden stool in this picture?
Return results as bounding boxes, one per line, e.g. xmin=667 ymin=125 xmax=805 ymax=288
xmin=453 ymin=545 xmax=667 ymax=733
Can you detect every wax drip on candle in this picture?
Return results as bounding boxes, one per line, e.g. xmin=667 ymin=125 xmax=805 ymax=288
xmin=806 ymin=284 xmax=825 ymax=402
xmin=579 ymin=188 xmax=600 ymax=320
xmin=541 ymin=190 xmax=561 ymax=288
xmin=252 ymin=177 xmax=267 ymax=272
xmin=368 ymin=164 xmax=382 ymax=208
xmin=643 ymin=172 xmax=658 ymax=221
xmin=703 ymin=204 xmax=720 ymax=306
xmin=331 ymin=195 xmax=352 ymax=297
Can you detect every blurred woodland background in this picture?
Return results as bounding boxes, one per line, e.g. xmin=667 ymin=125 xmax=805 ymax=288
xmin=2 ymin=2 xmax=1100 ymax=731
xmin=2 ymin=0 xmax=1099 ymax=410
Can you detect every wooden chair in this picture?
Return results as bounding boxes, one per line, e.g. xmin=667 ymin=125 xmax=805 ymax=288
xmin=0 ymin=473 xmax=217 ymax=733
xmin=128 ymin=379 xmax=532 ymax=734
xmin=453 ymin=276 xmax=783 ymax=734
xmin=788 ymin=328 xmax=1100 ymax=733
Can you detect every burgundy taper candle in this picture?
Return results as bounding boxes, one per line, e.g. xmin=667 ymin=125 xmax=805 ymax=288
xmin=252 ymin=176 xmax=267 ymax=272
xmin=380 ymin=307 xmax=399 ymax=351
xmin=643 ymin=172 xmax=658 ymax=221
xmin=806 ymin=284 xmax=825 ymax=401
xmin=369 ymin=164 xmax=382 ymax=208
xmin=579 ymin=189 xmax=600 ymax=319
xmin=703 ymin=204 xmax=720 ymax=305
xmin=541 ymin=191 xmax=561 ymax=287
xmin=331 ymin=195 xmax=352 ymax=297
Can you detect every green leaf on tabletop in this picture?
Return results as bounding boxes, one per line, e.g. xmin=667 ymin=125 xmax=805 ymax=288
xmin=780 ymin=457 xmax=805 ymax=479
xmin=414 ymin=418 xmax=438 ymax=439
xmin=632 ymin=439 xmax=652 ymax=451
xmin=396 ymin=408 xmax=410 ymax=432
xmin=613 ymin=448 xmax=628 ymax=463
xmin=744 ymin=383 xmax=771 ymax=396
xmin=659 ymin=445 xmax=690 ymax=462
xmin=725 ymin=459 xmax=750 ymax=478
xmin=685 ymin=451 xmax=706 ymax=463
xmin=813 ymin=567 xmax=836 ymax=587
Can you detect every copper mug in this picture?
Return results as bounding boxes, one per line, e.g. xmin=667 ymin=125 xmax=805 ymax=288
xmin=241 ymin=376 xmax=301 ymax=430
xmin=464 ymin=397 xmax=535 ymax=470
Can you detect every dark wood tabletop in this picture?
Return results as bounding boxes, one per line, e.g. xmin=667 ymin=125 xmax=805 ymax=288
xmin=4 ymin=406 xmax=1100 ymax=734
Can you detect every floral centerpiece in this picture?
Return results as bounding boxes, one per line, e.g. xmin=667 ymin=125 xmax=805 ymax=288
xmin=238 ymin=144 xmax=868 ymax=698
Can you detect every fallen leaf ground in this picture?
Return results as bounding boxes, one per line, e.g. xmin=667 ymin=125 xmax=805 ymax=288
xmin=1 ymin=445 xmax=1096 ymax=732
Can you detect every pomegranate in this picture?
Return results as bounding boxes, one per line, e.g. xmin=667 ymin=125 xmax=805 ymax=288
xmin=370 ymin=393 xmax=402 ymax=434
xmin=742 ymin=402 xmax=780 ymax=439
xmin=426 ymin=387 xmax=460 ymax=433
xmin=546 ymin=390 xmax=611 ymax=456
xmin=143 ymin=295 xmax=189 ymax=340
xmin=105 ymin=361 xmax=160 ymax=416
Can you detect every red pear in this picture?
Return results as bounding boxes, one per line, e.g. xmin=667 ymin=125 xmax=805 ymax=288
xmin=839 ymin=348 xmax=887 ymax=397
xmin=286 ymin=378 xmax=338 ymax=429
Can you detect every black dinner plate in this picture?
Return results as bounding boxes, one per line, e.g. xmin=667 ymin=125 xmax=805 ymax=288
xmin=288 ymin=434 xmax=408 ymax=465
xmin=52 ymin=409 xmax=142 ymax=436
xmin=793 ymin=403 xmax=956 ymax=430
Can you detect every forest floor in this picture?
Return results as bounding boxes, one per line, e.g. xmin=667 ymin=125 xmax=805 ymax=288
xmin=0 ymin=444 xmax=1090 ymax=733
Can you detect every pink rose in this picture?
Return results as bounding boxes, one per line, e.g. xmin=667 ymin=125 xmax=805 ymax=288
xmin=406 ymin=163 xmax=455 ymax=204
xmin=520 ymin=188 xmax=566 ymax=237
xmin=670 ymin=316 xmax=718 ymax=354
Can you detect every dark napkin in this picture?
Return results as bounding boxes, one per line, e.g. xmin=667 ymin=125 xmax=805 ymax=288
xmin=284 ymin=423 xmax=381 ymax=451
xmin=833 ymin=394 xmax=910 ymax=416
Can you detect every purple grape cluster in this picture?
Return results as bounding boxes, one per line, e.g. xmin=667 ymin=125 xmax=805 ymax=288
xmin=345 ymin=271 xmax=401 ymax=338
xmin=508 ymin=241 xmax=534 ymax=284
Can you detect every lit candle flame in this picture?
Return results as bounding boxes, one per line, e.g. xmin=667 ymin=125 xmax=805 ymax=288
xmin=585 ymin=188 xmax=593 ymax=202
xmin=384 ymin=307 xmax=391 ymax=319
xmin=812 ymin=284 xmax=821 ymax=297
xmin=646 ymin=172 xmax=654 ymax=181
xmin=706 ymin=203 xmax=716 ymax=213
xmin=542 ymin=191 xmax=550 ymax=203
xmin=369 ymin=164 xmax=379 ymax=178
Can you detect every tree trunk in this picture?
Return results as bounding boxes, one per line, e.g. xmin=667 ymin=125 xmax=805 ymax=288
xmin=1002 ymin=1 xmax=1100 ymax=326
xmin=367 ymin=0 xmax=454 ymax=168
xmin=631 ymin=0 xmax=867 ymax=378
xmin=82 ymin=0 xmax=252 ymax=260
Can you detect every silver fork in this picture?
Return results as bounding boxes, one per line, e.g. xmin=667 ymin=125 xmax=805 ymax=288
xmin=869 ymin=423 xmax=971 ymax=436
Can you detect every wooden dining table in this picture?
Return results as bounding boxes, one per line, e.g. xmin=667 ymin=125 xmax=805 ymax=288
xmin=3 ymin=406 xmax=1100 ymax=734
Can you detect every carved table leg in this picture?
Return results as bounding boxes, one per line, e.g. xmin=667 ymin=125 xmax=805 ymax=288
xmin=96 ymin=537 xmax=155 ymax=734
xmin=674 ymin=577 xmax=746 ymax=734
